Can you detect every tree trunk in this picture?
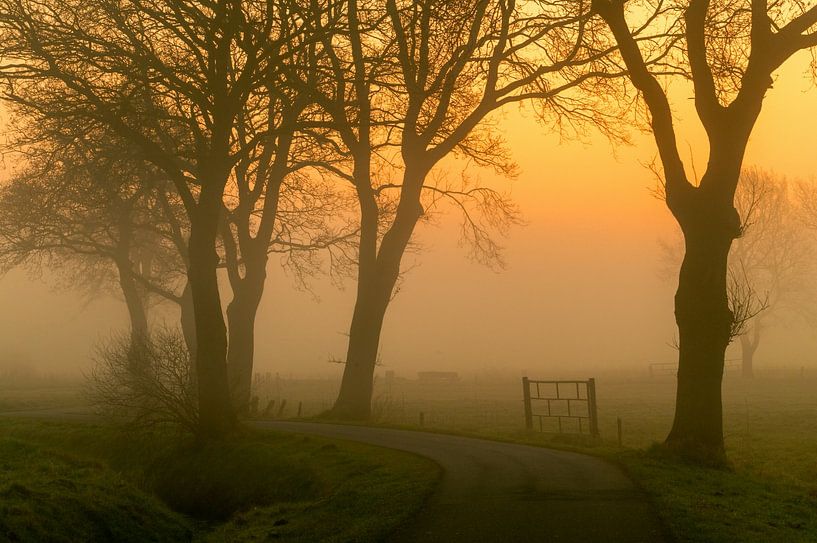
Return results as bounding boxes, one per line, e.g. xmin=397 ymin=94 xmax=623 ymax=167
xmin=740 ymin=324 xmax=761 ymax=379
xmin=115 ymin=258 xmax=149 ymax=346
xmin=330 ymin=167 xmax=425 ymax=420
xmin=179 ymin=280 xmax=197 ymax=362
xmin=188 ymin=182 xmax=235 ymax=438
xmin=665 ymin=195 xmax=740 ymax=461
xmin=113 ymin=210 xmax=148 ymax=353
xmin=330 ymin=282 xmax=391 ymax=419
xmin=226 ymin=265 xmax=265 ymax=416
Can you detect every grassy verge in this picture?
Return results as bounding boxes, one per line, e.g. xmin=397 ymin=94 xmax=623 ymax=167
xmin=0 ymin=419 xmax=440 ymax=543
xmin=616 ymin=448 xmax=817 ymax=543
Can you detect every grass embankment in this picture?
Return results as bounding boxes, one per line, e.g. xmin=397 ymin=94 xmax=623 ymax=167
xmin=0 ymin=419 xmax=439 ymax=543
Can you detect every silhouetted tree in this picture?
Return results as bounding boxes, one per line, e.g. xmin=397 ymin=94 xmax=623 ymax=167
xmin=306 ymin=0 xmax=620 ymax=419
xmin=220 ymin=101 xmax=358 ymax=412
xmin=660 ymin=169 xmax=816 ymax=378
xmin=0 ymin=0 xmax=316 ymax=436
xmin=593 ymin=0 xmax=817 ymax=460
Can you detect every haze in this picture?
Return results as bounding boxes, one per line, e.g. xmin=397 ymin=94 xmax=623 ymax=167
xmin=3 ymin=53 xmax=816 ymax=380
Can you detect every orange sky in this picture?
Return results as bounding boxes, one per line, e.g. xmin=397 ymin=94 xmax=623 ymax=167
xmin=1 ymin=52 xmax=817 ymax=378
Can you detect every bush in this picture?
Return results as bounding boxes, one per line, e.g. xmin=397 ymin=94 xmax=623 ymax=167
xmin=86 ymin=329 xmax=198 ymax=434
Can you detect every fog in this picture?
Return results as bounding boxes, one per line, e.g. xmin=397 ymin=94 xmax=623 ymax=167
xmin=4 ymin=84 xmax=817 ymax=380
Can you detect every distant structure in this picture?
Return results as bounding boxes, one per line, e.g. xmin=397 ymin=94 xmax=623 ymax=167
xmin=417 ymin=371 xmax=459 ymax=384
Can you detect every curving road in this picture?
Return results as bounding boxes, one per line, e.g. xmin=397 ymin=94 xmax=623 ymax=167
xmin=256 ymin=422 xmax=670 ymax=543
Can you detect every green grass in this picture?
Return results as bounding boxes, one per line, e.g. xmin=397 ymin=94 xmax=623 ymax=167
xmin=0 ymin=435 xmax=192 ymax=542
xmin=617 ymin=448 xmax=817 ymax=543
xmin=0 ymin=419 xmax=440 ymax=543
xmin=5 ymin=374 xmax=817 ymax=542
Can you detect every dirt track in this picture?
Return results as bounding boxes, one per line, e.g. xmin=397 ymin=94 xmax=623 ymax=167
xmin=257 ymin=421 xmax=670 ymax=543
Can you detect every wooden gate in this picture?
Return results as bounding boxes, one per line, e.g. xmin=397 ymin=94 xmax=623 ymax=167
xmin=522 ymin=377 xmax=599 ymax=437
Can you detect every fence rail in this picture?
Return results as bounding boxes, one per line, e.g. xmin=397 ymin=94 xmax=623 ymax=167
xmin=648 ymin=359 xmax=742 ymax=378
xmin=522 ymin=377 xmax=599 ymax=437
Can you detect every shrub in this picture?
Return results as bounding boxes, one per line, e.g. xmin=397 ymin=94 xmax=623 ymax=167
xmin=86 ymin=329 xmax=198 ymax=434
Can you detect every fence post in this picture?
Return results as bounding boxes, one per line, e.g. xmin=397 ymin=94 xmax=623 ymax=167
xmin=587 ymin=378 xmax=599 ymax=438
xmin=522 ymin=376 xmax=533 ymax=430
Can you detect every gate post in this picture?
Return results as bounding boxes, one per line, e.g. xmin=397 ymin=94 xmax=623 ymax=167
xmin=587 ymin=378 xmax=599 ymax=437
xmin=522 ymin=376 xmax=533 ymax=430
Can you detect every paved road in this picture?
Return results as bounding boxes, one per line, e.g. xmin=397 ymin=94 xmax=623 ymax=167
xmin=256 ymin=422 xmax=670 ymax=543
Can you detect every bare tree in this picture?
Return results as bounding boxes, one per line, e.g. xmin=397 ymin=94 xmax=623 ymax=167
xmin=220 ymin=110 xmax=358 ymax=413
xmin=730 ymin=169 xmax=816 ymax=377
xmin=0 ymin=134 xmax=188 ymax=354
xmin=593 ymin=0 xmax=817 ymax=459
xmin=0 ymin=0 xmax=318 ymax=436
xmin=304 ymin=0 xmax=621 ymax=419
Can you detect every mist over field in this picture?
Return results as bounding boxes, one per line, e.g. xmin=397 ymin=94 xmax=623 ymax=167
xmin=3 ymin=105 xmax=817 ymax=380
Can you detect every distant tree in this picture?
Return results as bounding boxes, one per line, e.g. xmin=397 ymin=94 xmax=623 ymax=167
xmin=0 ymin=0 xmax=319 ymax=436
xmin=0 ymin=135 xmax=189 ymax=355
xmin=730 ymin=170 xmax=816 ymax=377
xmin=593 ymin=0 xmax=817 ymax=459
xmin=305 ymin=0 xmax=621 ymax=419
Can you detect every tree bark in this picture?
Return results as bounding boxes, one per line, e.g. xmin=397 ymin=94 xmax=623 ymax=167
xmin=225 ymin=262 xmax=266 ymax=415
xmin=115 ymin=255 xmax=149 ymax=374
xmin=114 ymin=256 xmax=149 ymax=350
xmin=112 ymin=213 xmax=148 ymax=367
xmin=188 ymin=180 xmax=235 ymax=438
xmin=179 ymin=281 xmax=197 ymax=362
xmin=330 ymin=279 xmax=391 ymax=419
xmin=330 ymin=167 xmax=425 ymax=420
xmin=665 ymin=190 xmax=741 ymax=460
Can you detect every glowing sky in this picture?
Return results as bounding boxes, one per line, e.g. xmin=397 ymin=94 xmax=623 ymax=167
xmin=1 ymin=52 xmax=816 ymax=378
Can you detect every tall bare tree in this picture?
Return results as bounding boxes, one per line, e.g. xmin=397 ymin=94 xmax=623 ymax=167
xmin=0 ymin=0 xmax=315 ymax=436
xmin=305 ymin=0 xmax=620 ymax=419
xmin=220 ymin=101 xmax=357 ymax=412
xmin=593 ymin=0 xmax=817 ymax=459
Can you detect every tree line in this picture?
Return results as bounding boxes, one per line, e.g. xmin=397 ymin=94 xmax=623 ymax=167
xmin=1 ymin=0 xmax=816 ymax=463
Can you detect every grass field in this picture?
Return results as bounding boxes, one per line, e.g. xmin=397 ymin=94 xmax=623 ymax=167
xmin=253 ymin=371 xmax=817 ymax=475
xmin=3 ymin=371 xmax=817 ymax=542
xmin=0 ymin=417 xmax=440 ymax=542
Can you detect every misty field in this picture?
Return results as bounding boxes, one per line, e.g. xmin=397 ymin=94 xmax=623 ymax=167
xmin=249 ymin=370 xmax=816 ymax=479
xmin=6 ymin=369 xmax=815 ymax=481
